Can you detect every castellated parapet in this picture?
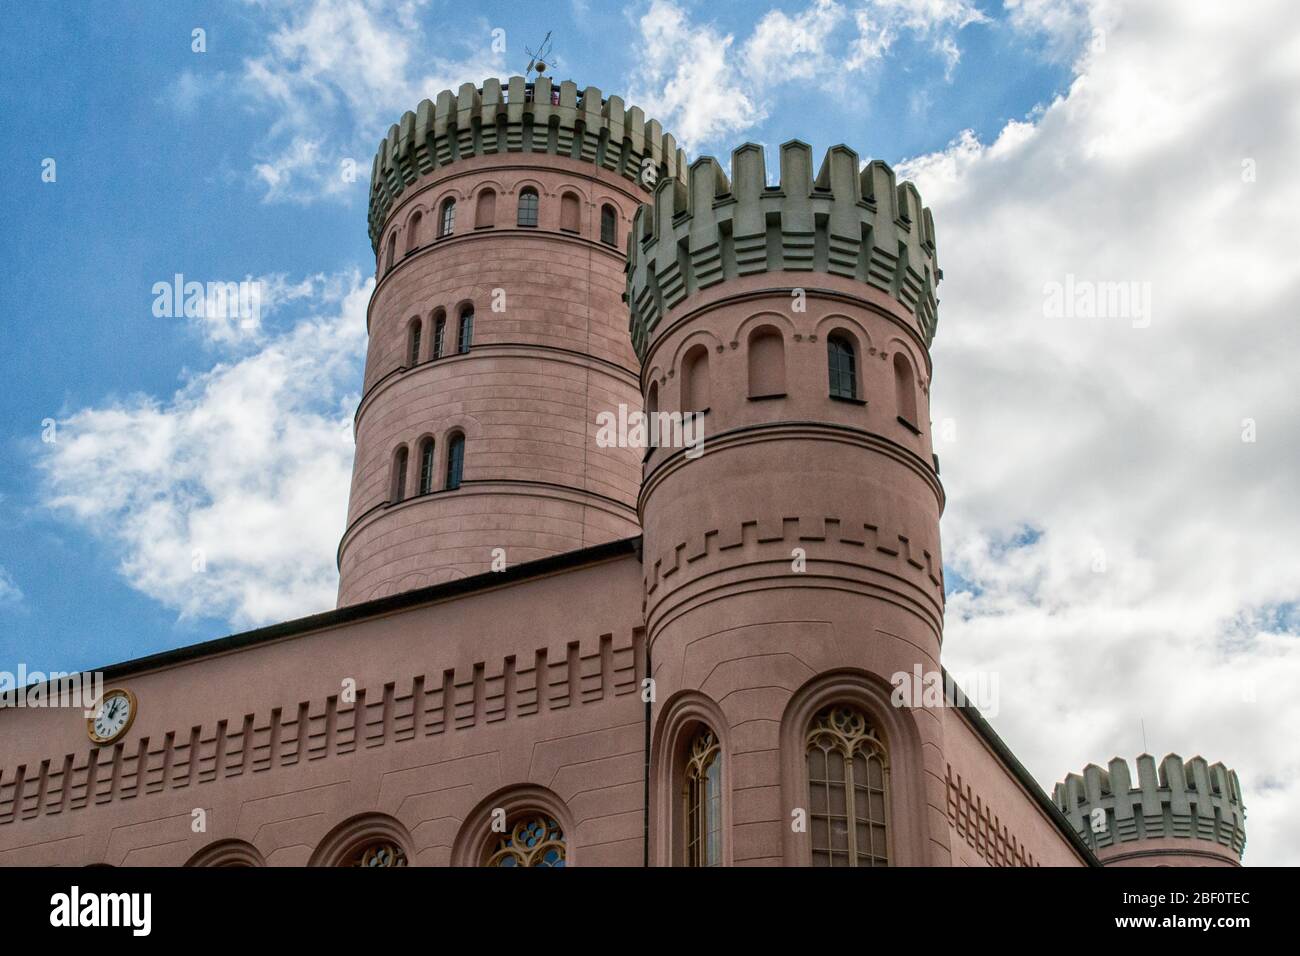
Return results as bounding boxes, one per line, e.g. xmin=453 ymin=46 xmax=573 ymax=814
xmin=625 ymin=141 xmax=940 ymax=360
xmin=369 ymin=75 xmax=687 ymax=250
xmin=1053 ymin=754 xmax=1246 ymax=866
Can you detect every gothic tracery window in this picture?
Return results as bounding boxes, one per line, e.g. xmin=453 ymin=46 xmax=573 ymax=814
xmin=806 ymin=705 xmax=889 ymax=866
xmin=485 ymin=815 xmax=566 ymax=867
xmin=348 ymin=841 xmax=407 ymax=867
xmin=684 ymin=728 xmax=722 ymax=866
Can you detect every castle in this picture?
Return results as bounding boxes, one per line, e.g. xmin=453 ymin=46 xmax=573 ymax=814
xmin=0 ymin=77 xmax=1246 ymax=867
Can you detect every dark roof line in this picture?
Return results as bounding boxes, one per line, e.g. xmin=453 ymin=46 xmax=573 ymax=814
xmin=943 ymin=673 xmax=1102 ymax=867
xmin=89 ymin=536 xmax=641 ymax=683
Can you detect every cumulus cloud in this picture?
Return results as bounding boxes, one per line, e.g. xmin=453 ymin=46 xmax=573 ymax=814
xmin=630 ymin=0 xmax=987 ymax=152
xmin=40 ymin=273 xmax=371 ymax=628
xmin=896 ymin=0 xmax=1300 ymax=864
xmin=239 ymin=0 xmax=505 ymax=202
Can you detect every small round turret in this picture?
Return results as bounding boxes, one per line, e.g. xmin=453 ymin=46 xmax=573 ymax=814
xmin=1053 ymin=753 xmax=1246 ymax=866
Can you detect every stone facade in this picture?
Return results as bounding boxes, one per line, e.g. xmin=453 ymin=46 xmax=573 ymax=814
xmin=0 ymin=78 xmax=1243 ymax=867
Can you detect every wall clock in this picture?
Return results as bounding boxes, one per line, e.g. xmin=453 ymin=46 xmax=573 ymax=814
xmin=87 ymin=688 xmax=137 ymax=745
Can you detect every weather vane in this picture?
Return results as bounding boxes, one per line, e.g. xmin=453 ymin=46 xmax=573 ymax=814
xmin=524 ymin=31 xmax=559 ymax=81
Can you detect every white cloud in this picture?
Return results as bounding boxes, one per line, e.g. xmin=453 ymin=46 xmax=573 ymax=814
xmin=897 ymin=0 xmax=1300 ymax=864
xmin=40 ymin=273 xmax=371 ymax=628
xmin=630 ymin=0 xmax=988 ymax=153
xmin=0 ymin=568 xmax=22 ymax=610
xmin=239 ymin=0 xmax=505 ymax=202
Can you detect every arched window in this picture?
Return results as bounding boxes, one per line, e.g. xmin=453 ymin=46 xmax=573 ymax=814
xmin=439 ymin=198 xmax=456 ymax=237
xmin=406 ymin=211 xmax=422 ymax=253
xmin=600 ymin=204 xmax=618 ymax=246
xmin=893 ymin=352 xmax=919 ymax=428
xmin=457 ymin=306 xmax=473 ymax=354
xmin=390 ymin=446 xmax=409 ymax=503
xmin=806 ymin=705 xmax=888 ymax=867
xmin=684 ymin=728 xmax=722 ymax=867
xmin=681 ymin=344 xmax=710 ymax=413
xmin=406 ymin=318 xmax=422 ymax=366
xmin=475 ymin=189 xmax=496 ymax=229
xmin=517 ymin=188 xmax=539 ymax=227
xmin=446 ymin=433 xmax=465 ymax=490
xmin=484 ymin=814 xmax=565 ymax=867
xmin=827 ymin=334 xmax=857 ymax=400
xmin=384 ymin=231 xmax=397 ymax=274
xmin=747 ymin=326 xmax=786 ymax=398
xmin=432 ymin=310 xmax=446 ymax=358
xmin=560 ymin=192 xmax=580 ymax=233
xmin=418 ymin=437 xmax=435 ymax=495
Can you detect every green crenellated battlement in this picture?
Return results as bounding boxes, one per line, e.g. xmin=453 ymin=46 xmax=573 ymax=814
xmin=368 ymin=76 xmax=686 ymax=251
xmin=1053 ymin=753 xmax=1246 ymax=859
xmin=623 ymin=141 xmax=941 ymax=362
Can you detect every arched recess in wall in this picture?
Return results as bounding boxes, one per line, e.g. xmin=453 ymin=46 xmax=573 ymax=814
xmin=186 ymin=839 xmax=266 ymax=867
xmin=475 ymin=188 xmax=496 ymax=228
xmin=650 ymin=690 xmax=732 ymax=867
xmin=778 ymin=670 xmax=930 ymax=867
xmin=384 ymin=230 xmax=397 ymax=274
xmin=309 ymin=812 xmax=415 ymax=867
xmin=560 ymin=191 xmax=581 ymax=233
xmin=390 ymin=444 xmax=409 ymax=503
xmin=747 ymin=325 xmax=786 ymax=398
xmin=893 ymin=349 xmax=920 ymax=429
xmin=406 ymin=210 xmax=423 ymax=253
xmin=681 ymin=344 xmax=711 ymax=413
xmin=450 ymin=784 xmax=577 ymax=867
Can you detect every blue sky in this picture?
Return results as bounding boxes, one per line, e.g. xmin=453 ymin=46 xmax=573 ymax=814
xmin=2 ymin=1 xmax=1298 ymax=862
xmin=0 ymin=0 xmax=1074 ymax=674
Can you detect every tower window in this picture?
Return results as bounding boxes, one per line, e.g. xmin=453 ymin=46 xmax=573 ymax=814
xmin=432 ymin=311 xmax=446 ymax=358
xmin=560 ymin=192 xmax=580 ymax=233
xmin=418 ymin=438 xmax=435 ymax=495
xmin=457 ymin=306 xmax=473 ymax=354
xmin=390 ymin=446 xmax=409 ymax=503
xmin=684 ymin=728 xmax=722 ymax=867
xmin=384 ymin=231 xmax=397 ymax=274
xmin=600 ymin=204 xmax=618 ymax=246
xmin=806 ymin=705 xmax=888 ymax=867
xmin=445 ymin=433 xmax=465 ymax=490
xmin=517 ymin=188 xmax=539 ymax=227
xmin=407 ymin=318 xmax=422 ymax=366
xmin=681 ymin=344 xmax=710 ymax=413
xmin=828 ymin=334 xmax=857 ymax=400
xmin=439 ymin=198 xmax=456 ymax=237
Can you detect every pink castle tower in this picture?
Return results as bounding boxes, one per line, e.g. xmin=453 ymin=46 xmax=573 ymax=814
xmin=627 ymin=141 xmax=948 ymax=865
xmin=338 ymin=77 xmax=685 ymax=605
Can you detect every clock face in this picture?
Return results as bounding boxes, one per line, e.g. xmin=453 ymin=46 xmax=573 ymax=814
xmin=88 ymin=689 xmax=136 ymax=744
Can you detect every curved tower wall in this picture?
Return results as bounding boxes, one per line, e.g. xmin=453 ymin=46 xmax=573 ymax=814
xmin=1054 ymin=754 xmax=1246 ymax=866
xmin=338 ymin=76 xmax=685 ymax=606
xmin=628 ymin=141 xmax=947 ymax=865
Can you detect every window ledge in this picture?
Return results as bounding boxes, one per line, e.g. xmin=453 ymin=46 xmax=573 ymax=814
xmin=748 ymin=392 xmax=787 ymax=401
xmin=896 ymin=415 xmax=922 ymax=435
xmin=830 ymin=395 xmax=867 ymax=406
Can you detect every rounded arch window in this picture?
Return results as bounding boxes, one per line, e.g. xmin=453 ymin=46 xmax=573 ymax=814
xmin=432 ymin=309 xmax=447 ymax=358
xmin=827 ymin=333 xmax=858 ymax=400
xmin=893 ymin=351 xmax=919 ymax=428
xmin=406 ymin=211 xmax=423 ymax=253
xmin=484 ymin=814 xmax=566 ymax=867
xmin=517 ymin=187 xmax=539 ymax=227
xmin=406 ymin=316 xmax=422 ymax=366
xmin=439 ymin=197 xmax=456 ymax=237
xmin=390 ymin=445 xmax=409 ymax=503
xmin=806 ymin=705 xmax=888 ymax=866
xmin=384 ymin=231 xmax=397 ymax=274
xmin=475 ymin=188 xmax=496 ymax=228
xmin=681 ymin=344 xmax=710 ymax=413
xmin=747 ymin=325 xmax=786 ymax=398
xmin=560 ymin=191 xmax=581 ymax=233
xmin=417 ymin=437 xmax=435 ymax=495
xmin=445 ymin=432 xmax=465 ymax=490
xmin=600 ymin=204 xmax=618 ymax=246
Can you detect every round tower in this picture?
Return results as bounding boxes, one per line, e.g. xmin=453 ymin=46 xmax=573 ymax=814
xmin=1054 ymin=753 xmax=1246 ymax=866
xmin=628 ymin=141 xmax=947 ymax=865
xmin=338 ymin=76 xmax=684 ymax=605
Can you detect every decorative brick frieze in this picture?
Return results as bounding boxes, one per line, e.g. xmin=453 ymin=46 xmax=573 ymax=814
xmin=0 ymin=630 xmax=643 ymax=828
xmin=946 ymin=764 xmax=1038 ymax=867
